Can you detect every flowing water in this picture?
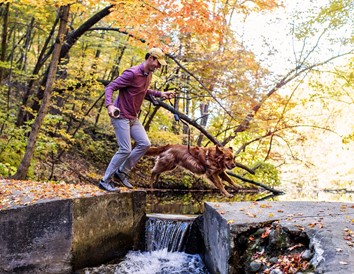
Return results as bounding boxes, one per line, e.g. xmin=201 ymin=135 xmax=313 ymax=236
xmin=80 ymin=214 xmax=209 ymax=274
xmin=145 ymin=214 xmax=193 ymax=252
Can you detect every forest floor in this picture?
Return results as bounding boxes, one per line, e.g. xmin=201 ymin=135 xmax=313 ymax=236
xmin=0 ymin=179 xmax=129 ymax=211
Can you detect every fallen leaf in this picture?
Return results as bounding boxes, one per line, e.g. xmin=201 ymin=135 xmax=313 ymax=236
xmin=260 ymin=204 xmax=272 ymax=208
xmin=288 ymin=243 xmax=304 ymax=251
xmin=294 ymin=224 xmax=305 ymax=231
xmin=261 ymin=227 xmax=271 ymax=238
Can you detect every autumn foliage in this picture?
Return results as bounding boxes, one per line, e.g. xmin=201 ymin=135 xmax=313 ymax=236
xmin=0 ymin=0 xmax=353 ymax=190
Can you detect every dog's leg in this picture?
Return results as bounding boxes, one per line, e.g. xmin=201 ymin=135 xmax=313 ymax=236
xmin=149 ymin=172 xmax=161 ymax=189
xmin=150 ymin=156 xmax=176 ymax=189
xmin=208 ymin=174 xmax=233 ymax=198
xmin=219 ymin=171 xmax=240 ymax=190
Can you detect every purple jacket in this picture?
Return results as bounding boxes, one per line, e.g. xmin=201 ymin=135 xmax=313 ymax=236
xmin=105 ymin=63 xmax=162 ymax=119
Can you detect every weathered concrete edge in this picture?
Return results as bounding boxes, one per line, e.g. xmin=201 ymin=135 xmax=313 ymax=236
xmin=0 ymin=199 xmax=73 ymax=274
xmin=0 ymin=191 xmax=146 ymax=273
xmin=202 ymin=201 xmax=354 ymax=274
xmin=203 ymin=203 xmax=230 ymax=274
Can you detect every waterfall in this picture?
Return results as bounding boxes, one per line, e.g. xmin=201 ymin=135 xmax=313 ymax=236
xmin=145 ymin=215 xmax=193 ymax=252
xmin=78 ymin=214 xmax=209 ymax=274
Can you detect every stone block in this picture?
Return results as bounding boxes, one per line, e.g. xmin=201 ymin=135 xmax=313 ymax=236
xmin=0 ymin=200 xmax=72 ymax=274
xmin=0 ymin=191 xmax=146 ymax=273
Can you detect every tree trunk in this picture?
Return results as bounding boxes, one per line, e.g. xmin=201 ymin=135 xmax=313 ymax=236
xmin=196 ymin=102 xmax=209 ymax=146
xmin=12 ymin=5 xmax=70 ymax=180
xmin=27 ymin=5 xmax=113 ymax=124
xmin=0 ymin=2 xmax=9 ymax=83
xmin=16 ymin=15 xmax=59 ymax=126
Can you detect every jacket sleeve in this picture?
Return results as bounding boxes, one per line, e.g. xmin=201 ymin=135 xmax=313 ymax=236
xmin=146 ymin=89 xmax=162 ymax=97
xmin=105 ymin=70 xmax=134 ymax=107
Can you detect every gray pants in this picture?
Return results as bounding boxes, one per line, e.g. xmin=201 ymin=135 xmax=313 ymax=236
xmin=103 ymin=118 xmax=151 ymax=182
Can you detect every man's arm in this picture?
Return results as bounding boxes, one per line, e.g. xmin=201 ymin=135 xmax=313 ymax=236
xmin=105 ymin=70 xmax=134 ymax=107
xmin=147 ymin=89 xmax=175 ymax=100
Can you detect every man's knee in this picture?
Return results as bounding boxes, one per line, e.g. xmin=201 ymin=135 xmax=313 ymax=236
xmin=140 ymin=140 xmax=151 ymax=151
xmin=117 ymin=148 xmax=131 ymax=156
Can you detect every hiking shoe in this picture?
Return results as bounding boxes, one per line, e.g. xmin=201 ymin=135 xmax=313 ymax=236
xmin=99 ymin=179 xmax=117 ymax=192
xmin=113 ymin=170 xmax=133 ymax=189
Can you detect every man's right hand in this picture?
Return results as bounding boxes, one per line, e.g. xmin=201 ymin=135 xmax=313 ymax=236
xmin=107 ymin=105 xmax=116 ymax=117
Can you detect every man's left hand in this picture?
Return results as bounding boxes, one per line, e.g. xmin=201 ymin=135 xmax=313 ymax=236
xmin=161 ymin=92 xmax=175 ymax=99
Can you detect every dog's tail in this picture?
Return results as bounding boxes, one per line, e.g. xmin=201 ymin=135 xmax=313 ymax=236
xmin=145 ymin=145 xmax=170 ymax=156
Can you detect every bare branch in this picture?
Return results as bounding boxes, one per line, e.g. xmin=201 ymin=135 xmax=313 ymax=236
xmin=166 ymin=53 xmax=235 ymax=119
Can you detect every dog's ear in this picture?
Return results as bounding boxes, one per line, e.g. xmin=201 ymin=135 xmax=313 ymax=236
xmin=228 ymin=147 xmax=233 ymax=151
xmin=215 ymin=145 xmax=223 ymax=154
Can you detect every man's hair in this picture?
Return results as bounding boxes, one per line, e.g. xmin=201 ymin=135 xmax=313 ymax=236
xmin=145 ymin=53 xmax=158 ymax=62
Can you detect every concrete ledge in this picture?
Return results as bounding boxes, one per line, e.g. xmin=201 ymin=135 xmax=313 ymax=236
xmin=0 ymin=191 xmax=146 ymax=273
xmin=203 ymin=201 xmax=354 ymax=274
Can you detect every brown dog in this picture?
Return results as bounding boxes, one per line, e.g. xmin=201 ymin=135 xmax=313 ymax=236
xmin=145 ymin=144 xmax=239 ymax=197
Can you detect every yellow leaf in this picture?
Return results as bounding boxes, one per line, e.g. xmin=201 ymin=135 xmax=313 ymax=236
xmin=246 ymin=212 xmax=256 ymax=218
xmin=260 ymin=204 xmax=272 ymax=208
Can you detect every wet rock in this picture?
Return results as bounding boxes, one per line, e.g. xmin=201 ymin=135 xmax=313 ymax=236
xmin=302 ymin=249 xmax=313 ymax=260
xmin=268 ymin=224 xmax=292 ymax=252
xmin=254 ymin=228 xmax=266 ymax=236
xmin=269 ymin=256 xmax=278 ymax=264
xmin=270 ymin=268 xmax=284 ymax=274
xmin=249 ymin=260 xmax=262 ymax=272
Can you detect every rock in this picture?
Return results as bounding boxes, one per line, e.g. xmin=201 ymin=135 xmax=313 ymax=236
xmin=249 ymin=260 xmax=262 ymax=272
xmin=269 ymin=256 xmax=279 ymax=264
xmin=302 ymin=249 xmax=313 ymax=260
xmin=270 ymin=268 xmax=284 ymax=274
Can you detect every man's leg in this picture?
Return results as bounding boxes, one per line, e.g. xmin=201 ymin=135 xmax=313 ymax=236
xmin=102 ymin=118 xmax=132 ymax=182
xmin=119 ymin=118 xmax=151 ymax=174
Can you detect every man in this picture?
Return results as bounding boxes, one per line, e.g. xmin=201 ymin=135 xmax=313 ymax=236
xmin=99 ymin=48 xmax=175 ymax=191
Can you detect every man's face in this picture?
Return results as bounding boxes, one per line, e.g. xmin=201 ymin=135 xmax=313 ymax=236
xmin=147 ymin=56 xmax=161 ymax=73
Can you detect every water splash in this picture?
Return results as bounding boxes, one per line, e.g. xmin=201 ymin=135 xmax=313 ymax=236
xmin=115 ymin=249 xmax=208 ymax=274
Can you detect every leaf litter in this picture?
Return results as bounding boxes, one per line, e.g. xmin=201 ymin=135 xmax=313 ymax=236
xmin=0 ymin=179 xmax=121 ymax=210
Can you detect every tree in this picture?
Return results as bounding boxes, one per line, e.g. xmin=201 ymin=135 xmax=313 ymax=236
xmin=12 ymin=5 xmax=70 ymax=179
xmin=1 ymin=0 xmax=353 ymax=190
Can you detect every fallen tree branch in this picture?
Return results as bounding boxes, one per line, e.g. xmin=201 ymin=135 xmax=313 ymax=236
xmin=226 ymin=171 xmax=284 ymax=195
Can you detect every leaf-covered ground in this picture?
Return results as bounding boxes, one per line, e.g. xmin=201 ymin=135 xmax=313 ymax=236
xmin=0 ymin=179 xmax=132 ymax=211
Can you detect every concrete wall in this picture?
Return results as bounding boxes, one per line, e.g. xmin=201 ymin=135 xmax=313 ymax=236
xmin=203 ymin=203 xmax=230 ymax=274
xmin=0 ymin=191 xmax=146 ymax=274
xmin=202 ymin=201 xmax=354 ymax=274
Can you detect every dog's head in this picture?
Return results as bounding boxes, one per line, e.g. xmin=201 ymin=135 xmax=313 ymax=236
xmin=215 ymin=146 xmax=236 ymax=170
